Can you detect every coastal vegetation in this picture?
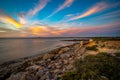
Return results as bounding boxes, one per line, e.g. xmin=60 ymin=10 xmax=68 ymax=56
xmin=61 ymin=52 xmax=120 ymax=80
xmin=92 ymin=37 xmax=120 ymax=41
xmin=86 ymin=45 xmax=98 ymax=51
xmin=114 ymin=52 xmax=120 ymax=57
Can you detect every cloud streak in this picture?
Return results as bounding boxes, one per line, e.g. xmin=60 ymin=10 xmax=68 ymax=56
xmin=68 ymin=2 xmax=109 ymax=21
xmin=17 ymin=0 xmax=50 ymax=24
xmin=47 ymin=0 xmax=74 ymax=18
xmin=94 ymin=9 xmax=120 ymax=20
xmin=28 ymin=0 xmax=50 ymax=16
xmin=0 ymin=10 xmax=22 ymax=28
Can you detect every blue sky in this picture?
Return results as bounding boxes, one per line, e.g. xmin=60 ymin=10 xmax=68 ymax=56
xmin=0 ymin=0 xmax=120 ymax=37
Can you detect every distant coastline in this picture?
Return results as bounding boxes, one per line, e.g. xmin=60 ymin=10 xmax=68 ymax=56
xmin=0 ymin=36 xmax=120 ymax=39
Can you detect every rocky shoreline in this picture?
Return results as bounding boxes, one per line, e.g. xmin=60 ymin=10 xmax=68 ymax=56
xmin=0 ymin=40 xmax=120 ymax=80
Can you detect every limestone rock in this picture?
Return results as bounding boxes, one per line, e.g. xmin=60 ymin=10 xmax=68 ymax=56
xmin=60 ymin=53 xmax=70 ymax=59
xmin=58 ymin=47 xmax=70 ymax=54
xmin=43 ymin=53 xmax=54 ymax=60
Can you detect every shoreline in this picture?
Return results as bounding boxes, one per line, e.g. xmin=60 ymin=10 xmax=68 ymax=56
xmin=0 ymin=43 xmax=77 ymax=67
xmin=0 ymin=40 xmax=80 ymax=66
xmin=0 ymin=42 xmax=82 ymax=80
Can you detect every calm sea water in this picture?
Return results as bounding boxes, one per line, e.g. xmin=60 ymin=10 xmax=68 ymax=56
xmin=0 ymin=38 xmax=85 ymax=64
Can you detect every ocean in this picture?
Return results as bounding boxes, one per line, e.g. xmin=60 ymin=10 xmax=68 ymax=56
xmin=0 ymin=38 xmax=85 ymax=64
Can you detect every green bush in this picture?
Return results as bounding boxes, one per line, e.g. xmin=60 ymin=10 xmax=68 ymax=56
xmin=61 ymin=53 xmax=120 ymax=80
xmin=86 ymin=45 xmax=98 ymax=51
xmin=61 ymin=71 xmax=79 ymax=80
xmin=114 ymin=52 xmax=120 ymax=57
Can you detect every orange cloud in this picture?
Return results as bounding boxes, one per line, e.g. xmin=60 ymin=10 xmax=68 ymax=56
xmin=28 ymin=26 xmax=51 ymax=36
xmin=0 ymin=14 xmax=22 ymax=28
xmin=69 ymin=2 xmax=108 ymax=21
xmin=27 ymin=25 xmax=79 ymax=36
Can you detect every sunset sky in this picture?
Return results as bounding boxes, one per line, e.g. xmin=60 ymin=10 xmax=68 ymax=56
xmin=0 ymin=0 xmax=120 ymax=37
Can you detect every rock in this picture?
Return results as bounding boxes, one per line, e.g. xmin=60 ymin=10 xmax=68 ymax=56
xmin=66 ymin=64 xmax=73 ymax=70
xmin=47 ymin=59 xmax=51 ymax=62
xmin=53 ymin=69 xmax=60 ymax=74
xmin=80 ymin=41 xmax=83 ymax=47
xmin=25 ymin=73 xmax=36 ymax=80
xmin=26 ymin=65 xmax=40 ymax=74
xmin=43 ymin=53 xmax=54 ymax=60
xmin=36 ymin=69 xmax=44 ymax=78
xmin=35 ymin=61 xmax=41 ymax=65
xmin=68 ymin=58 xmax=74 ymax=64
xmin=58 ymin=47 xmax=70 ymax=54
xmin=40 ymin=60 xmax=44 ymax=64
xmin=46 ymin=71 xmax=53 ymax=79
xmin=62 ymin=68 xmax=66 ymax=72
xmin=60 ymin=53 xmax=70 ymax=59
xmin=55 ymin=63 xmax=61 ymax=69
xmin=69 ymin=57 xmax=73 ymax=62
xmin=73 ymin=44 xmax=80 ymax=49
xmin=54 ymin=54 xmax=60 ymax=60
xmin=48 ymin=65 xmax=52 ymax=69
xmin=40 ymin=75 xmax=46 ymax=80
xmin=63 ymin=59 xmax=68 ymax=65
xmin=7 ymin=72 xmax=27 ymax=80
xmin=50 ymin=61 xmax=54 ymax=64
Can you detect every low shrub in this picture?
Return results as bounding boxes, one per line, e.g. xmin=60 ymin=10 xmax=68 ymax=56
xmin=114 ymin=52 xmax=120 ymax=57
xmin=61 ymin=53 xmax=120 ymax=80
xmin=86 ymin=45 xmax=98 ymax=51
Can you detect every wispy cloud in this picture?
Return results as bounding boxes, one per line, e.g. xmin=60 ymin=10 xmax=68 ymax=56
xmin=17 ymin=0 xmax=50 ymax=24
xmin=46 ymin=0 xmax=74 ymax=18
xmin=67 ymin=2 xmax=120 ymax=21
xmin=27 ymin=0 xmax=50 ymax=16
xmin=68 ymin=2 xmax=108 ymax=21
xmin=69 ymin=2 xmax=108 ymax=20
xmin=94 ymin=9 xmax=120 ymax=20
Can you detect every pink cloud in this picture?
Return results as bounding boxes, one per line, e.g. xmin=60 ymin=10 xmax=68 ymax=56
xmin=28 ymin=0 xmax=50 ymax=16
xmin=68 ymin=2 xmax=108 ymax=21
